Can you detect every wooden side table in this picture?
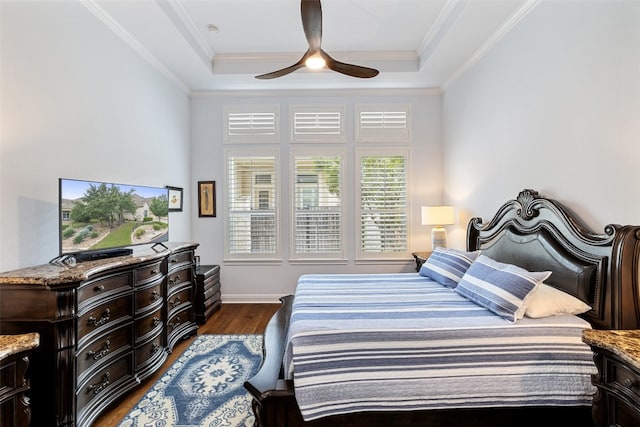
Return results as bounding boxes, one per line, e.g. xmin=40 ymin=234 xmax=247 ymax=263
xmin=194 ymin=265 xmax=221 ymax=324
xmin=411 ymin=251 xmax=432 ymax=272
xmin=582 ymin=329 xmax=640 ymax=427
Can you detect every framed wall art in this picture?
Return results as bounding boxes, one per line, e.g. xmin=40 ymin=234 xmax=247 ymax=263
xmin=167 ymin=186 xmax=183 ymax=212
xmin=198 ymin=181 xmax=216 ymax=217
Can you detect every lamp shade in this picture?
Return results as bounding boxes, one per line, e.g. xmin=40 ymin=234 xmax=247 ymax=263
xmin=421 ymin=206 xmax=455 ymax=226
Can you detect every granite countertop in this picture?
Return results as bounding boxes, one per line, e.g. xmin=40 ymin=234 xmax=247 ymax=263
xmin=582 ymin=329 xmax=640 ymax=370
xmin=0 ymin=242 xmax=199 ymax=287
xmin=0 ymin=332 xmax=40 ymax=362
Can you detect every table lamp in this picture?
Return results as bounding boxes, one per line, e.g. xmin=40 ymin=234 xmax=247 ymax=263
xmin=421 ymin=206 xmax=455 ymax=249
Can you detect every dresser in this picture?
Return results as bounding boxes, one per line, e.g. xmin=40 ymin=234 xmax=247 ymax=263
xmin=0 ymin=333 xmax=40 ymax=427
xmin=0 ymin=242 xmax=199 ymax=427
xmin=194 ymin=264 xmax=221 ymax=324
xmin=582 ymin=329 xmax=640 ymax=427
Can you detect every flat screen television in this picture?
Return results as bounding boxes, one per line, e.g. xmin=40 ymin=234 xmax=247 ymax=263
xmin=58 ymin=178 xmax=169 ymax=261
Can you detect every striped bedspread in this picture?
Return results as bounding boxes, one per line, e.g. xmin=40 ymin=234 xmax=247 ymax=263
xmin=284 ymin=273 xmax=597 ymax=421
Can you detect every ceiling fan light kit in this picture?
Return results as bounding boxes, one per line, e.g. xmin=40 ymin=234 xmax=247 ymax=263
xmin=255 ymin=0 xmax=379 ymax=80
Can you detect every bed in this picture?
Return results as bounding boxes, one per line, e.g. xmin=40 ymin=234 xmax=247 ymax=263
xmin=245 ymin=189 xmax=640 ymax=427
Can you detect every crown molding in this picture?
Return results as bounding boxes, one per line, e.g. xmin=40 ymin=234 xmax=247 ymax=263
xmin=190 ymin=87 xmax=442 ymax=98
xmin=441 ymin=0 xmax=540 ymax=92
xmin=80 ymin=0 xmax=190 ymax=94
xmin=212 ymin=50 xmax=420 ymax=75
xmin=417 ymin=0 xmax=468 ymax=68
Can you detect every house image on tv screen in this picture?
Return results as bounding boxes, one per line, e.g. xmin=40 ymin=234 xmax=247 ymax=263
xmin=59 ymin=178 xmax=169 ymax=255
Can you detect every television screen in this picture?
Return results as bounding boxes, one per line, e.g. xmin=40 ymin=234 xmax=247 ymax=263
xmin=59 ymin=178 xmax=169 ymax=256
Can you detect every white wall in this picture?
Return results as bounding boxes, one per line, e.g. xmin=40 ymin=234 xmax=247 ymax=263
xmin=0 ymin=1 xmax=192 ymax=271
xmin=190 ymin=90 xmax=442 ymax=301
xmin=442 ymin=0 xmax=640 ymax=250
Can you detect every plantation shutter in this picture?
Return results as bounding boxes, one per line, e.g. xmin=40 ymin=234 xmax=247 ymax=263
xmin=358 ymin=153 xmax=408 ymax=256
xmin=293 ymin=155 xmax=342 ymax=256
xmin=356 ymin=105 xmax=410 ymax=142
xmin=226 ymin=154 xmax=278 ymax=256
xmin=224 ymin=105 xmax=279 ymax=143
xmin=290 ymin=105 xmax=345 ymax=142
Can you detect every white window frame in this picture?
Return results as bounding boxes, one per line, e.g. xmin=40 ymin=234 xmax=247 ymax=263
xmin=355 ymin=148 xmax=410 ymax=260
xmin=289 ymin=105 xmax=346 ymax=143
xmin=290 ymin=148 xmax=346 ymax=261
xmin=224 ymin=105 xmax=280 ymax=144
xmin=224 ymin=148 xmax=281 ymax=261
xmin=355 ymin=104 xmax=411 ymax=143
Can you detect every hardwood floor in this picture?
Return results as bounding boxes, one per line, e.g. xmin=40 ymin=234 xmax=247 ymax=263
xmin=92 ymin=302 xmax=281 ymax=427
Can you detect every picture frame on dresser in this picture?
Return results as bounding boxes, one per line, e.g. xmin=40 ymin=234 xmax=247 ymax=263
xmin=198 ymin=181 xmax=216 ymax=217
xmin=167 ymin=186 xmax=183 ymax=212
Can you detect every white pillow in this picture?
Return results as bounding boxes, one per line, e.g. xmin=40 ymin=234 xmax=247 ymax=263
xmin=525 ymin=284 xmax=591 ymax=318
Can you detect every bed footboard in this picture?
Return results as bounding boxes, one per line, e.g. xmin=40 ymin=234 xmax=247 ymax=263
xmin=244 ymin=295 xmax=305 ymax=427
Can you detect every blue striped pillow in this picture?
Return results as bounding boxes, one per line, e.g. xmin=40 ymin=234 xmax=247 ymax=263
xmin=455 ymin=255 xmax=551 ymax=323
xmin=419 ymin=247 xmax=480 ymax=288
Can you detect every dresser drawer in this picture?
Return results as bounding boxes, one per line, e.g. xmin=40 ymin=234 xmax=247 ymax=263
xmin=167 ymin=305 xmax=193 ymax=334
xmin=168 ymin=284 xmax=192 ymax=313
xmin=135 ymin=333 xmax=165 ymax=371
xmin=168 ymin=250 xmax=193 ymax=270
xmin=167 ymin=266 xmax=192 ymax=293
xmin=78 ymin=272 xmax=132 ymax=308
xmin=136 ymin=306 xmax=163 ymax=343
xmin=197 ymin=264 xmax=220 ymax=282
xmin=135 ymin=276 xmax=163 ymax=313
xmin=76 ymin=352 xmax=134 ymax=414
xmin=203 ymin=281 xmax=221 ymax=300
xmin=77 ymin=294 xmax=133 ymax=346
xmin=135 ymin=260 xmax=163 ymax=285
xmin=606 ymin=357 xmax=640 ymax=404
xmin=77 ymin=323 xmax=133 ymax=382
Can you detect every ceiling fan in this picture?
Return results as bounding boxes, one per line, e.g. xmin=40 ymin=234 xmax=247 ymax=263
xmin=255 ymin=0 xmax=379 ymax=79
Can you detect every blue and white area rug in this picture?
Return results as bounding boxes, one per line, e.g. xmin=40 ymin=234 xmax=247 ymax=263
xmin=118 ymin=334 xmax=263 ymax=427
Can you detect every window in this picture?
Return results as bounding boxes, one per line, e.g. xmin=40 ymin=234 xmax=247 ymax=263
xmin=292 ymin=153 xmax=343 ymax=258
xmin=223 ymin=102 xmax=413 ymax=264
xmin=225 ymin=152 xmax=279 ymax=257
xmin=224 ymin=105 xmax=279 ymax=143
xmin=357 ymin=150 xmax=408 ymax=258
xmin=290 ymin=105 xmax=345 ymax=143
xmin=355 ymin=104 xmax=411 ymax=142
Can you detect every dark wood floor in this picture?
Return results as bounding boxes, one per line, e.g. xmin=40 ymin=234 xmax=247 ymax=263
xmin=92 ymin=303 xmax=281 ymax=427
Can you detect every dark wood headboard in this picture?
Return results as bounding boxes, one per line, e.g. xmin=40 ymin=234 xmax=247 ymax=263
xmin=467 ymin=189 xmax=640 ymax=330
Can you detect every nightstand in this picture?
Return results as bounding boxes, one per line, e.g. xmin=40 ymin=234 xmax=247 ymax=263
xmin=194 ymin=265 xmax=221 ymax=324
xmin=582 ymin=329 xmax=640 ymax=427
xmin=411 ymin=251 xmax=432 ymax=272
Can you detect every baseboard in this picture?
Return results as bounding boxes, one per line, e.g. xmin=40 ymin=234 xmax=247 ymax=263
xmin=221 ymin=293 xmax=286 ymax=304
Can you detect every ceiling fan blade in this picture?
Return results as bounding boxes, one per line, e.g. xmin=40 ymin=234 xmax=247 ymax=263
xmin=321 ymin=50 xmax=379 ymax=78
xmin=255 ymin=52 xmax=309 ymax=80
xmin=301 ymin=0 xmax=322 ymax=52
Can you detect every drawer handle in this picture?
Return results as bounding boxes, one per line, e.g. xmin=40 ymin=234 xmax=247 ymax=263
xmin=153 ymin=317 xmax=161 ymax=327
xmin=89 ymin=372 xmax=110 ymax=395
xmin=88 ymin=308 xmax=111 ymax=327
xmin=171 ymin=296 xmax=181 ymax=308
xmin=151 ymin=290 xmax=160 ymax=301
xmin=170 ymin=258 xmax=178 ymax=263
xmin=624 ymin=378 xmax=636 ymax=388
xmin=151 ymin=343 xmax=161 ymax=354
xmin=88 ymin=339 xmax=111 ymax=361
xmin=169 ymin=317 xmax=181 ymax=330
xmin=94 ymin=284 xmax=105 ymax=292
xmin=151 ymin=269 xmax=158 ymax=274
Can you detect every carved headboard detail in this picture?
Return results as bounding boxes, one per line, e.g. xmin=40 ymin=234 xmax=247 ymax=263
xmin=467 ymin=189 xmax=640 ymax=330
